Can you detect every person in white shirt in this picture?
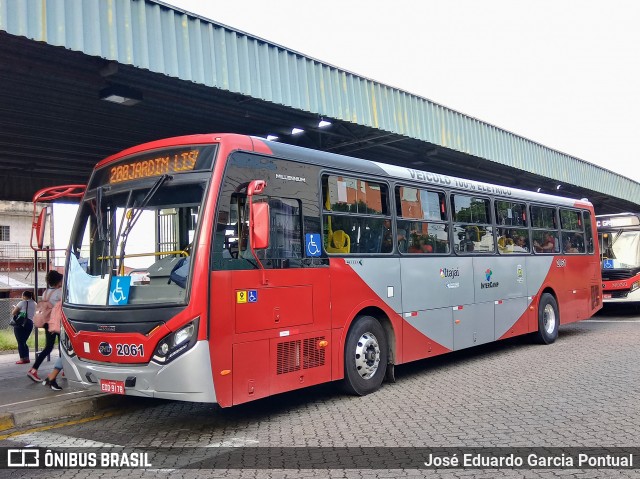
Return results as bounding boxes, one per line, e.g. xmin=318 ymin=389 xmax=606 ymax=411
xmin=11 ymin=290 xmax=36 ymax=364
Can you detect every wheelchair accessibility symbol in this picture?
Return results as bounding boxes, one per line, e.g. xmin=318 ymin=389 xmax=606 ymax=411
xmin=305 ymin=233 xmax=321 ymax=257
xmin=248 ymin=290 xmax=258 ymax=303
xmin=109 ymin=276 xmax=131 ymax=305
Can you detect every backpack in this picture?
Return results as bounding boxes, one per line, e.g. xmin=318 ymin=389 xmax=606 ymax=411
xmin=33 ymin=289 xmax=54 ymax=328
xmin=168 ymin=256 xmax=190 ymax=289
xmin=48 ymin=301 xmax=63 ymax=334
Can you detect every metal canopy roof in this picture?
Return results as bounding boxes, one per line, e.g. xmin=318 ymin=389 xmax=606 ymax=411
xmin=0 ymin=0 xmax=638 ymax=213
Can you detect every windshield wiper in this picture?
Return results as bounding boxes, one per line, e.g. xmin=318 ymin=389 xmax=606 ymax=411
xmin=114 ymin=174 xmax=171 ymax=275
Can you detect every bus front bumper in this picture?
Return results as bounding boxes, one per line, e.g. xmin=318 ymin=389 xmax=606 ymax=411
xmin=602 ymin=285 xmax=640 ymax=303
xmin=61 ymin=340 xmax=217 ymax=403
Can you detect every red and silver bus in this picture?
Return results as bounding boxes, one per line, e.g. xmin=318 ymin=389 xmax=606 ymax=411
xmin=54 ymin=133 xmax=602 ymax=406
xmin=597 ymin=213 xmax=640 ymax=302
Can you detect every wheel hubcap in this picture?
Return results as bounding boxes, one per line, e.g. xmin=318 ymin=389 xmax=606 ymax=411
xmin=354 ymin=331 xmax=380 ymax=379
xmin=543 ymin=303 xmax=556 ymax=334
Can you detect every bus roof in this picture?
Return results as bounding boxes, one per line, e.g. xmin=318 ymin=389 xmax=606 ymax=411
xmin=259 ymin=135 xmax=592 ymax=209
xmin=94 ymin=133 xmax=592 ymax=209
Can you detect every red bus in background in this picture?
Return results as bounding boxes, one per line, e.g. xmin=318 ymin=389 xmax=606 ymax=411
xmin=597 ymin=213 xmax=640 ymax=302
xmin=50 ymin=133 xmax=602 ymax=407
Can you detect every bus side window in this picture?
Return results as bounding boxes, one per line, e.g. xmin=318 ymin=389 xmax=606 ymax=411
xmin=451 ymin=194 xmax=493 ymax=253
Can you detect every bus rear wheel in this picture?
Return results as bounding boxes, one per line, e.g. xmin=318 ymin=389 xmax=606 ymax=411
xmin=536 ymin=293 xmax=559 ymax=344
xmin=343 ymin=316 xmax=388 ymax=396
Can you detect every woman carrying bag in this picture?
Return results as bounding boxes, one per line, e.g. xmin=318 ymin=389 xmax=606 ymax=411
xmin=27 ymin=270 xmax=63 ymax=385
xmin=11 ymin=290 xmax=36 ymax=364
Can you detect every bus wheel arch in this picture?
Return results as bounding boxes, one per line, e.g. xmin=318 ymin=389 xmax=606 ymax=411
xmin=535 ymin=289 xmax=559 ymax=345
xmin=342 ymin=308 xmax=392 ymax=396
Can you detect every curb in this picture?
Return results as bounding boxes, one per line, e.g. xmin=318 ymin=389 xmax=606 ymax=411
xmin=0 ymin=393 xmax=126 ymax=432
xmin=0 ymin=413 xmax=14 ymax=431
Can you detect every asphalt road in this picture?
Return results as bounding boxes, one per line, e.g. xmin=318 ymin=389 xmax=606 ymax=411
xmin=2 ymin=304 xmax=639 ymax=479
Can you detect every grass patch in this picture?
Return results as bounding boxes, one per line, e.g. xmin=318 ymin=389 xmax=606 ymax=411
xmin=0 ymin=328 xmax=48 ymax=352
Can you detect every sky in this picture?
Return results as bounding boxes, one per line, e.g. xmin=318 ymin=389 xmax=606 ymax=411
xmin=161 ymin=0 xmax=640 ymax=183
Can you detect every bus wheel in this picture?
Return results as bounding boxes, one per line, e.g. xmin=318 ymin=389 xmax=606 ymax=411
xmin=536 ymin=293 xmax=559 ymax=344
xmin=343 ymin=316 xmax=388 ymax=396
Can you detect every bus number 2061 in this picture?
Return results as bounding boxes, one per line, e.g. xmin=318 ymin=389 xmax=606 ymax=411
xmin=116 ymin=344 xmax=144 ymax=357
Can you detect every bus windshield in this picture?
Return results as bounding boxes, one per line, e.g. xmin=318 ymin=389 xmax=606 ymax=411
xmin=599 ymin=230 xmax=640 ymax=269
xmin=65 ymin=179 xmax=205 ymax=307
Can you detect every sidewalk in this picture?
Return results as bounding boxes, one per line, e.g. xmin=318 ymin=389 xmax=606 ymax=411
xmin=0 ymin=349 xmax=125 ymax=432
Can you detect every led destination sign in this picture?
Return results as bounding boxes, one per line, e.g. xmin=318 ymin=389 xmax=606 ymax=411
xmin=87 ymin=145 xmax=218 ymax=189
xmin=596 ymin=215 xmax=640 ymax=228
xmin=108 ymin=149 xmax=199 ymax=184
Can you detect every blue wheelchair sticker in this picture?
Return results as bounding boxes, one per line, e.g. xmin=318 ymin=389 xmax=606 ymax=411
xmin=305 ymin=233 xmax=321 ymax=257
xmin=603 ymin=259 xmax=614 ymax=269
xmin=248 ymin=290 xmax=258 ymax=303
xmin=109 ymin=276 xmax=132 ymax=305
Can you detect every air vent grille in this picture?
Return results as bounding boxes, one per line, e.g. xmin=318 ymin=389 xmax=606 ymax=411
xmin=277 ymin=340 xmax=301 ymax=375
xmin=277 ymin=336 xmax=326 ymax=375
xmin=303 ymin=336 xmax=326 ymax=369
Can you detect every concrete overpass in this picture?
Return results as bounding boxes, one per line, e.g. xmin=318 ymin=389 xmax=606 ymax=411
xmin=0 ymin=0 xmax=638 ymax=213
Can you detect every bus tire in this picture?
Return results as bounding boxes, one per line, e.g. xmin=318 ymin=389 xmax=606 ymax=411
xmin=342 ymin=316 xmax=388 ymax=396
xmin=536 ymin=293 xmax=559 ymax=344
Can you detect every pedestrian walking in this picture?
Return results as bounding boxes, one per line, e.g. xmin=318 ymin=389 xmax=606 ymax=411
xmin=27 ymin=270 xmax=63 ymax=384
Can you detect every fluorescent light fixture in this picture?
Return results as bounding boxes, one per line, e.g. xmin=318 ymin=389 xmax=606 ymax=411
xmin=291 ymin=127 xmax=305 ymax=135
xmin=99 ymin=84 xmax=142 ymax=106
xmin=266 ymin=135 xmax=279 ymax=141
xmin=318 ymin=119 xmax=332 ymax=128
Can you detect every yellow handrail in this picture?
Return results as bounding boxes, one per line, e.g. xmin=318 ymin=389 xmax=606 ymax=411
xmin=97 ymin=250 xmax=189 ymax=261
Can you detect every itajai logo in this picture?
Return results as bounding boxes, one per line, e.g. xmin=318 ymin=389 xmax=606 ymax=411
xmin=440 ymin=267 xmax=460 ymax=279
xmin=481 ymin=268 xmax=499 ymax=289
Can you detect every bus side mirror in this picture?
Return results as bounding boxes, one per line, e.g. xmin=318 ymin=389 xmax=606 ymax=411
xmin=251 ymin=202 xmax=270 ymax=250
xmin=246 ymin=179 xmax=269 ymax=251
xmin=32 ymin=206 xmax=49 ymax=250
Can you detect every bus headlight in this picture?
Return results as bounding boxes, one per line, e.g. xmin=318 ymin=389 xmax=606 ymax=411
xmin=60 ymin=326 xmax=75 ymax=357
xmin=631 ymin=281 xmax=640 ymax=292
xmin=174 ymin=323 xmax=195 ymax=346
xmin=152 ymin=318 xmax=199 ymax=364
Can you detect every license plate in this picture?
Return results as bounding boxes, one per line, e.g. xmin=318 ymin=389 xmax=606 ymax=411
xmin=603 ymin=294 xmax=612 ymax=299
xmin=100 ymin=379 xmax=125 ymax=395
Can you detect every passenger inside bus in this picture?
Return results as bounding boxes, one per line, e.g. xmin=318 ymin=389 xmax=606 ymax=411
xmin=534 ymin=232 xmax=556 ymax=253
xmin=397 ymin=228 xmax=407 ymax=252
xmin=497 ymin=236 xmax=514 ymax=252
xmin=408 ymin=232 xmax=434 ymax=253
xmin=513 ymin=235 xmax=529 ymax=252
xmin=563 ymin=237 xmax=579 ymax=254
xmin=381 ymin=219 xmax=392 ymax=252
xmin=381 ymin=220 xmax=406 ymax=253
xmin=460 ymin=226 xmax=479 ymax=252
